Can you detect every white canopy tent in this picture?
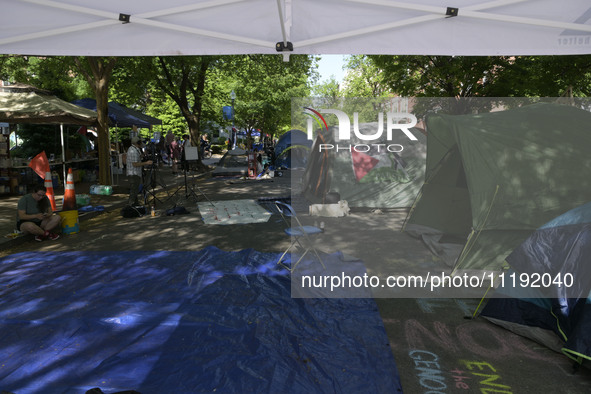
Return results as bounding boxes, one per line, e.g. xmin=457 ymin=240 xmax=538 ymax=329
xmin=0 ymin=87 xmax=98 ymax=186
xmin=0 ymin=0 xmax=590 ymax=57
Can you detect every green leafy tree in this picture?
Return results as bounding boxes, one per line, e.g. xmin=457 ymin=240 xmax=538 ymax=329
xmin=490 ymin=55 xmax=591 ymax=97
xmin=1 ymin=55 xmax=115 ymax=184
xmin=311 ymin=76 xmax=341 ymax=101
xmin=300 ymin=56 xmax=391 ymax=130
xmin=149 ymin=56 xmax=217 ymax=165
xmin=230 ymin=55 xmax=315 ymax=141
xmin=0 ymin=55 xmax=90 ymax=101
xmin=146 ymin=94 xmax=187 ymax=136
xmin=107 ymin=56 xmax=221 ymax=165
xmin=366 ymin=55 xmax=591 ymax=115
xmin=308 ymin=55 xmax=344 ymax=111
xmin=1 ymin=53 xmax=317 ymax=176
xmin=106 ymin=58 xmax=177 ymax=143
xmin=369 ymin=55 xmax=512 ymax=97
xmin=367 ymin=55 xmax=513 ymax=115
xmin=73 ymin=57 xmax=117 ymax=185
xmin=200 ymin=61 xmax=233 ymax=138
xmin=342 ymin=55 xmax=389 ymax=99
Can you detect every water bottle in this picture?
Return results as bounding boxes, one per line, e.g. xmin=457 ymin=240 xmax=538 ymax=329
xmin=90 ymin=184 xmax=113 ymax=195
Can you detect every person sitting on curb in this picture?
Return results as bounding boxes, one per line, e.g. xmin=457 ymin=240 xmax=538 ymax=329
xmin=16 ymin=185 xmax=62 ymax=241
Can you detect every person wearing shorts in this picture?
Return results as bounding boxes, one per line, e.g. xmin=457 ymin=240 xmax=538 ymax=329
xmin=16 ymin=185 xmax=61 ymax=241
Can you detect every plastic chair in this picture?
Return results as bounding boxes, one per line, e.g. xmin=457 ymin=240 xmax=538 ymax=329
xmin=274 ymin=201 xmax=326 ymax=271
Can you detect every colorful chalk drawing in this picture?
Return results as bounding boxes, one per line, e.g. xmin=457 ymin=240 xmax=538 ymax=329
xmin=408 ymin=349 xmax=448 ymax=393
xmin=381 ymin=299 xmax=586 ymax=393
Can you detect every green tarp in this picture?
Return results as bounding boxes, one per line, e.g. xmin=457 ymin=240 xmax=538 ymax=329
xmin=405 ymin=102 xmax=591 ymax=272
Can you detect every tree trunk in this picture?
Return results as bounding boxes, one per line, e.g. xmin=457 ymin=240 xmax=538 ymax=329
xmin=186 ymin=113 xmax=200 ymax=148
xmin=154 ymin=56 xmax=210 ymax=171
xmin=186 ymin=114 xmax=207 ymax=170
xmin=95 ymin=78 xmax=111 ymax=185
xmin=77 ymin=57 xmax=116 ymax=185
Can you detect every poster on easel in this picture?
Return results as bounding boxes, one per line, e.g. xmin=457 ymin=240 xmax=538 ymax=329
xmin=185 ymin=146 xmax=199 ymax=161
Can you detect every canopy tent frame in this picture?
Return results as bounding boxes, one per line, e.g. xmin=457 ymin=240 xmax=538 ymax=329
xmin=0 ymin=89 xmax=98 ymax=188
xmin=72 ymin=99 xmax=163 ymax=186
xmin=294 ymin=0 xmax=591 ymax=49
xmin=1 ymin=0 xmax=591 ymax=56
xmin=0 ymin=0 xmax=275 ymax=50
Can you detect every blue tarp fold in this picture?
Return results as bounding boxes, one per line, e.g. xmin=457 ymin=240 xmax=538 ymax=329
xmin=0 ymin=247 xmax=402 ymax=393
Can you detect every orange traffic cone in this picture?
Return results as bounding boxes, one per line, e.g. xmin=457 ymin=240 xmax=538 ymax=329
xmin=62 ymin=168 xmax=77 ymax=211
xmin=44 ymin=171 xmax=57 ymax=211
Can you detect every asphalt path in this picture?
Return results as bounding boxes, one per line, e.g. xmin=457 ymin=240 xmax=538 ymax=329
xmin=1 ymin=164 xmax=590 ymax=393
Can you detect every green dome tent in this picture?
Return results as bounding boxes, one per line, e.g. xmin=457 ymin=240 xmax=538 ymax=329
xmin=404 ymin=102 xmax=591 ymax=273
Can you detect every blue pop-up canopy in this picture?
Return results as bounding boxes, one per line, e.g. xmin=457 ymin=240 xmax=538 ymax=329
xmin=110 ymin=102 xmax=162 ymax=126
xmin=72 ymin=98 xmax=152 ymax=128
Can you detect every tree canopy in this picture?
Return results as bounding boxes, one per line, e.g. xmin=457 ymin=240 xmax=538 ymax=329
xmin=368 ymin=54 xmax=591 ymax=98
xmin=1 ymin=54 xmax=316 ymax=181
xmin=3 ymin=53 xmax=591 ymax=183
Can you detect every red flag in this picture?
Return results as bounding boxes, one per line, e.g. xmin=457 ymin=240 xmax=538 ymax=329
xmin=351 ymin=150 xmax=379 ymax=181
xmin=77 ymin=126 xmax=87 ymax=135
xmin=28 ymin=151 xmax=50 ymax=180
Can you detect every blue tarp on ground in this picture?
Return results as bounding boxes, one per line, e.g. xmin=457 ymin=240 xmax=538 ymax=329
xmin=0 ymin=247 xmax=402 ymax=393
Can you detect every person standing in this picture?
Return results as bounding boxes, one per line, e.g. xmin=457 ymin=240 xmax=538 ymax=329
xmin=156 ymin=134 xmax=166 ymax=165
xmin=16 ymin=185 xmax=61 ymax=241
xmin=229 ymin=127 xmax=236 ymax=151
xmin=165 ymin=130 xmax=175 ymax=166
xmin=182 ymin=134 xmax=192 ymax=147
xmin=255 ymin=148 xmax=263 ymax=174
xmin=181 ymin=134 xmax=192 ymax=171
xmin=126 ymin=136 xmax=153 ymax=206
xmin=199 ymin=133 xmax=209 ymax=159
xmin=171 ymin=136 xmax=181 ymax=175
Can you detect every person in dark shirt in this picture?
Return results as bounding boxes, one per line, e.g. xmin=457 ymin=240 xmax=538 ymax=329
xmin=16 ymin=185 xmax=62 ymax=241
